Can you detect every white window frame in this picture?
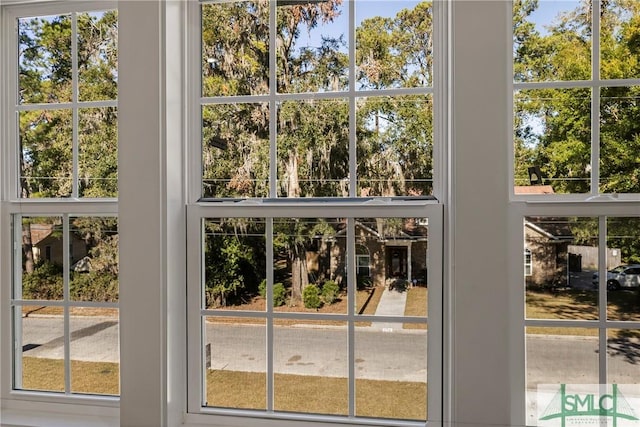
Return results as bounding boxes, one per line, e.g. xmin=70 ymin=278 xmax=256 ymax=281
xmin=523 ymin=248 xmax=532 ymax=277
xmin=0 ymin=0 xmax=119 ymax=416
xmin=185 ymin=0 xmax=446 ymax=425
xmin=509 ymin=1 xmax=640 ymax=425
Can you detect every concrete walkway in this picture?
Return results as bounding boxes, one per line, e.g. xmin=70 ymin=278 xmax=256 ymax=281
xmin=370 ymin=285 xmax=408 ymax=332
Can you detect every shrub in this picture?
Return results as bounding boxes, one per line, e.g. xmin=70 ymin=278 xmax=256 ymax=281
xmin=321 ymin=280 xmax=340 ymax=304
xmin=303 ymin=284 xmax=322 ymax=309
xmin=22 ymin=262 xmax=64 ymax=300
xmin=258 ymin=279 xmax=267 ymax=298
xmin=357 ymin=276 xmax=372 ymax=290
xmin=273 ymin=283 xmax=286 ymax=307
xmin=70 ymin=271 xmax=119 ymax=302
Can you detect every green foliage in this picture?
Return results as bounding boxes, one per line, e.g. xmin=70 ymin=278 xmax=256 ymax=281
xmin=321 ymin=280 xmax=340 ymax=305
xmin=22 ymin=262 xmax=63 ymax=300
xmin=303 ymin=284 xmax=322 ymax=309
xmin=70 ymin=272 xmax=118 ymax=302
xmin=258 ymin=279 xmax=267 ymax=298
xmin=273 ymin=283 xmax=287 ymax=307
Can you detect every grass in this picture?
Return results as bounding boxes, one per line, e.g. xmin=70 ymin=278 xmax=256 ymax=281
xmin=206 ymin=369 xmax=426 ymax=421
xmin=21 ymin=357 xmax=119 ymax=395
xmin=526 ymin=288 xmax=640 ymax=337
xmin=403 ymin=286 xmax=427 ymax=329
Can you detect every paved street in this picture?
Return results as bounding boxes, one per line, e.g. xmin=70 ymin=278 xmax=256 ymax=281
xmin=18 ymin=315 xmax=639 ymax=383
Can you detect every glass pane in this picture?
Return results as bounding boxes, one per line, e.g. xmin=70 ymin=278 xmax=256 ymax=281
xmin=277 ymin=99 xmax=349 ymax=197
xmin=78 ymin=11 xmax=118 ymax=102
xmin=276 ymin=1 xmax=348 ymax=93
xmin=274 ymin=319 xmax=348 ymax=415
xmin=18 ymin=306 xmax=65 ymax=392
xmin=525 ymin=217 xmax=599 ymax=320
xmin=608 ymin=329 xmax=640 ymax=385
xmin=69 ymin=217 xmax=119 ymax=302
xmin=356 ymin=95 xmax=433 ymax=196
xmin=20 ymin=216 xmax=64 ymax=301
xmin=18 ymin=15 xmax=72 ymax=104
xmin=204 ymin=316 xmax=266 ymax=409
xmin=514 ymin=88 xmax=591 ymax=194
xmin=355 ymin=327 xmax=427 ymax=421
xmin=525 ymin=326 xmax=599 ymax=425
xmin=202 ymin=103 xmax=269 ymax=198
xmin=606 ymin=217 xmax=640 ymax=321
xmin=513 ymin=0 xmax=590 ymax=83
xmin=356 ymin=0 xmax=432 ymax=90
xmin=601 ymin=1 xmax=640 ymax=80
xmin=273 ymin=218 xmax=347 ymax=314
xmin=355 ymin=217 xmax=428 ymax=320
xmin=203 ymin=218 xmax=267 ymax=310
xmin=201 ymin=2 xmax=269 ymax=97
xmin=79 ymin=107 xmax=118 ymax=197
xmin=20 ymin=109 xmax=73 ymax=198
xmin=70 ymin=308 xmax=119 ymax=395
xmin=600 ymin=86 xmax=640 ymax=194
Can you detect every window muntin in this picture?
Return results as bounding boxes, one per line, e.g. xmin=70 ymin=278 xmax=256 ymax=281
xmin=513 ymin=0 xmax=640 ymax=197
xmin=523 ymin=214 xmax=640 ymax=424
xmin=524 ymin=248 xmax=532 ymax=276
xmin=192 ymin=212 xmax=435 ymax=422
xmin=13 ymin=214 xmax=119 ymax=396
xmin=16 ymin=9 xmax=118 ymax=199
xmin=197 ymin=0 xmax=435 ymax=199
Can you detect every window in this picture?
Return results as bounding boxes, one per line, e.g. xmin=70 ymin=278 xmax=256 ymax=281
xmin=2 ymin=1 xmax=119 ymax=403
xmin=513 ymin=2 xmax=640 ymax=425
xmin=187 ymin=0 xmax=442 ymax=424
xmin=523 ymin=248 xmax=532 ymax=277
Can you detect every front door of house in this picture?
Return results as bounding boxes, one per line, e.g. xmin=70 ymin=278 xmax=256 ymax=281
xmin=387 ymin=247 xmax=408 ymax=279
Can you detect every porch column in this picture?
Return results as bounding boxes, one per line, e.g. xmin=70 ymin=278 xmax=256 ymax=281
xmin=407 ymin=243 xmax=412 ymax=284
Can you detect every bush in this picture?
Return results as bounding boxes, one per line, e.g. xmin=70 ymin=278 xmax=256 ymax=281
xmin=70 ymin=271 xmax=119 ymax=302
xmin=321 ymin=280 xmax=340 ymax=304
xmin=273 ymin=283 xmax=286 ymax=307
xmin=258 ymin=279 xmax=267 ymax=298
xmin=22 ymin=262 xmax=63 ymax=300
xmin=303 ymin=284 xmax=322 ymax=309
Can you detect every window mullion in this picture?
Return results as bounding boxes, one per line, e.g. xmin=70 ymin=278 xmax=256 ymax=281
xmin=72 ymin=13 xmax=79 ymax=199
xmin=346 ymin=218 xmax=355 ymax=417
xmin=269 ymin=0 xmax=277 ymax=198
xmin=63 ymin=214 xmax=71 ymax=394
xmin=266 ymin=217 xmax=274 ymax=412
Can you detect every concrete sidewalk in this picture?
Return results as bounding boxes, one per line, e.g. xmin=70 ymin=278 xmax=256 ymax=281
xmin=370 ymin=285 xmax=408 ymax=332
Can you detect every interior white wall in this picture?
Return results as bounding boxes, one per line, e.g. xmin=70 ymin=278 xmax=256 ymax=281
xmin=449 ymin=1 xmax=512 ymax=425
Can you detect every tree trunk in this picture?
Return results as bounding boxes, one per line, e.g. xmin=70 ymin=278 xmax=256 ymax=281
xmin=290 ymin=244 xmax=309 ymax=304
xmin=22 ymin=222 xmax=35 ymax=274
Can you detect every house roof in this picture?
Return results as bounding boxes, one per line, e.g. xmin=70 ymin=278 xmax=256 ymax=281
xmin=525 ymin=217 xmax=574 ymax=241
xmin=514 ymin=185 xmax=555 ymax=195
xmin=28 ymin=223 xmax=56 ymax=245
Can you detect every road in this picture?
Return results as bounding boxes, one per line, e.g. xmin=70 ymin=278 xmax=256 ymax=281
xmin=18 ymin=316 xmax=639 ymax=383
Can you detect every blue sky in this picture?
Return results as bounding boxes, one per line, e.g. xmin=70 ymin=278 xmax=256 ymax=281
xmin=528 ymin=0 xmax=581 ymax=35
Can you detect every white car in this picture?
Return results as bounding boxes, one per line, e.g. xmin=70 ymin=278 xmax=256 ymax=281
xmin=592 ymin=264 xmax=640 ymax=290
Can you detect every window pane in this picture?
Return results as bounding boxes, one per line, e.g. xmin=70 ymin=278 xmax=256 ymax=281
xmin=606 ymin=217 xmax=640 ymax=321
xmin=273 ymin=319 xmax=348 ymax=415
xmin=79 ymin=107 xmax=118 ymax=197
xmin=204 ymin=317 xmax=266 ymax=409
xmin=70 ymin=307 xmax=119 ymax=395
xmin=526 ymin=326 xmax=599 ymax=425
xmin=513 ymin=0 xmax=591 ymax=83
xmin=20 ymin=109 xmax=73 ymax=198
xmin=20 ymin=216 xmax=64 ymax=301
xmin=78 ymin=11 xmax=118 ymax=102
xmin=514 ymin=88 xmax=591 ymax=193
xmin=18 ymin=15 xmax=72 ymax=104
xmin=203 ymin=218 xmax=267 ymax=310
xmin=608 ymin=329 xmax=640 ymax=385
xmin=356 ymin=0 xmax=432 ymax=90
xmin=277 ymin=99 xmax=349 ymax=197
xmin=357 ymin=95 xmax=433 ymax=196
xmin=355 ymin=217 xmax=428 ymax=319
xmin=601 ymin=2 xmax=640 ymax=80
xmin=276 ymin=1 xmax=348 ymax=93
xmin=525 ymin=217 xmax=599 ymax=320
xmin=69 ymin=216 xmax=119 ymax=302
xmin=202 ymin=103 xmax=269 ymax=198
xmin=273 ymin=217 xmax=347 ymax=313
xmin=600 ymin=86 xmax=640 ymax=194
xmin=18 ymin=306 xmax=65 ymax=392
xmin=355 ymin=327 xmax=427 ymax=420
xmin=201 ymin=2 xmax=269 ymax=97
